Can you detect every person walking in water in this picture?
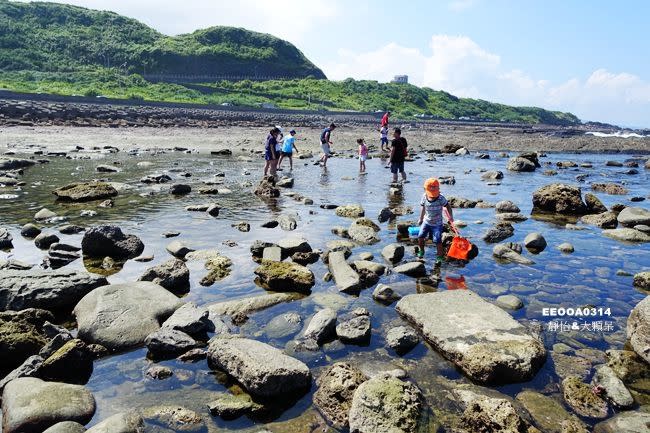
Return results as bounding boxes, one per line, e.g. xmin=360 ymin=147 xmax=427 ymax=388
xmin=277 ymin=129 xmax=299 ymax=171
xmin=318 ymin=123 xmax=336 ymax=167
xmin=358 ymin=138 xmax=368 ymax=174
xmin=389 ymin=127 xmax=408 ymax=183
xmin=263 ymin=127 xmax=279 ymax=177
xmin=379 ymin=124 xmax=389 ymax=152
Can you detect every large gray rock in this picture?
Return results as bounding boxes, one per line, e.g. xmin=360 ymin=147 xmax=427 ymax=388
xmin=81 ymin=225 xmax=144 ymax=259
xmin=626 ymin=296 xmax=650 ymax=363
xmin=603 ymin=228 xmax=650 ymax=242
xmin=393 ymin=261 xmax=426 ymax=277
xmin=348 ymin=376 xmax=422 ymax=433
xmin=581 ymin=211 xmax=618 ymax=229
xmin=53 ymin=182 xmax=118 ymax=202
xmin=592 ymin=365 xmax=634 ymax=408
xmin=304 ymin=308 xmax=337 ymax=344
xmin=137 ymin=259 xmax=190 ymax=293
xmin=532 ymin=183 xmax=587 ymax=214
xmin=0 ymin=270 xmax=107 ymax=311
xmin=396 ymin=291 xmax=546 ymax=384
xmin=381 ymin=243 xmax=404 ymax=264
xmin=85 ymin=411 xmax=144 ymax=433
xmin=207 ymin=337 xmax=311 ymax=398
xmin=277 ymin=236 xmax=312 ymax=255
xmin=482 ymin=222 xmax=514 ymax=243
xmin=145 ymin=328 xmax=197 ymax=357
xmin=42 ymin=421 xmax=87 ymax=433
xmin=495 ymin=200 xmax=520 ymax=213
xmin=385 ymin=326 xmax=419 ymax=355
xmin=328 ymin=250 xmax=362 ymax=294
xmin=507 ymin=157 xmax=536 ymax=172
xmin=1 ymin=377 xmax=95 ymax=433
xmin=336 ymin=315 xmax=371 ymax=345
xmin=161 ymin=302 xmax=211 ymax=336
xmin=254 ymin=261 xmax=315 ymax=292
xmin=618 ymin=207 xmax=650 ymax=227
xmin=348 ymin=218 xmax=380 ymax=244
xmin=524 ymin=232 xmax=547 ymax=252
xmin=313 ymin=362 xmax=367 ymax=429
xmin=0 ymin=157 xmax=35 ymax=170
xmin=73 ymin=282 xmax=182 ymax=351
xmin=594 ymin=410 xmax=650 ymax=433
xmin=493 ymin=243 xmax=534 ymax=265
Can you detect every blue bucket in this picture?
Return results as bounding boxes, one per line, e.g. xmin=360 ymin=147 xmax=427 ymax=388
xmin=408 ymin=226 xmax=420 ymax=237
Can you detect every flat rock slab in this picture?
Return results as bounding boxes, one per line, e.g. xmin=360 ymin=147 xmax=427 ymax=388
xmin=1 ymin=377 xmax=95 ymax=433
xmin=207 ymin=292 xmax=303 ymax=317
xmin=328 ymin=250 xmax=362 ymax=293
xmin=85 ymin=411 xmax=144 ymax=433
xmin=393 ymin=261 xmax=426 ymax=277
xmin=0 ymin=269 xmax=107 ymax=311
xmin=396 ymin=290 xmax=546 ymax=384
xmin=208 ymin=337 xmax=311 ymax=399
xmin=74 ymin=282 xmax=182 ymax=351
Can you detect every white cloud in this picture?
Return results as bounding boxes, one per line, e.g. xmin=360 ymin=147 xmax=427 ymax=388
xmin=324 ymin=35 xmax=650 ymax=125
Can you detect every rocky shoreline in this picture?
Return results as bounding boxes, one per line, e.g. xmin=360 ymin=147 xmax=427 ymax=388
xmin=1 ymin=97 xmax=649 ymax=154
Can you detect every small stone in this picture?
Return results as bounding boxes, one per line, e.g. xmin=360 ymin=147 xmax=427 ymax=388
xmin=385 ymin=326 xmax=419 ymax=354
xmin=558 ymin=242 xmax=575 ymax=253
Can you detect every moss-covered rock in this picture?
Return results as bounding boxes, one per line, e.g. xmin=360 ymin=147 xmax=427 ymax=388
xmin=254 ymin=261 xmax=315 ymax=292
xmin=0 ymin=317 xmax=48 ymax=371
xmin=335 ymin=204 xmax=365 ymax=218
xmin=348 ymin=375 xmax=422 ymax=433
xmin=515 ymin=390 xmax=588 ymax=433
xmin=39 ymin=339 xmax=94 ymax=384
xmin=561 ymin=376 xmax=609 ymax=419
xmin=53 ymin=182 xmax=118 ymax=202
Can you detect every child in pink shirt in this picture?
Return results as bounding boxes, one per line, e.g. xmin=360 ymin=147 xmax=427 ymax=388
xmin=358 ymin=138 xmax=368 ymax=173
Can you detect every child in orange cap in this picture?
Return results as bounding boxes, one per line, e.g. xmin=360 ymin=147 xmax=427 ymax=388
xmin=417 ymin=178 xmax=454 ymax=262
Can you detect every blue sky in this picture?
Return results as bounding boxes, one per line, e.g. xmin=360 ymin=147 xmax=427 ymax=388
xmin=20 ymin=0 xmax=650 ymax=126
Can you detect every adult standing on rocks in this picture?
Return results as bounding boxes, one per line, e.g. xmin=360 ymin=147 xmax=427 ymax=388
xmin=389 ymin=127 xmax=408 ymax=183
xmin=381 ymin=110 xmax=390 ymax=128
xmin=318 ymin=123 xmax=336 ymax=168
xmin=263 ymin=127 xmax=280 ymax=177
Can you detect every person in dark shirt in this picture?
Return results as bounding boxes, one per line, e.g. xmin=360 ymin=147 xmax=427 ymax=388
xmin=318 ymin=123 xmax=336 ymax=167
xmin=389 ymin=127 xmax=407 ymax=182
xmin=263 ymin=127 xmax=280 ymax=176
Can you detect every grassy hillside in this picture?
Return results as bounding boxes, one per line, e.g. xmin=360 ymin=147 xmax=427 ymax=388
xmin=0 ymin=1 xmax=580 ymax=125
xmin=0 ymin=70 xmax=580 ymax=124
xmin=0 ymin=0 xmax=325 ymax=79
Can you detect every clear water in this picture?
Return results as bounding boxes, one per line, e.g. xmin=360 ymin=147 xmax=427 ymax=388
xmin=1 ymin=148 xmax=649 ymax=431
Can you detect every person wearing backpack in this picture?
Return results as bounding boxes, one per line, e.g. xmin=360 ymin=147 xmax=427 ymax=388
xmin=318 ymin=123 xmax=336 ymax=167
xmin=389 ymin=127 xmax=408 ymax=182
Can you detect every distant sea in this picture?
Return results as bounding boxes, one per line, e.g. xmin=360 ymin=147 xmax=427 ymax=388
xmin=585 ymin=131 xmax=647 ymax=138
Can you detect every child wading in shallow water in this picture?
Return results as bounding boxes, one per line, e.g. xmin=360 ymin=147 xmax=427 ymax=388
xmin=358 ymin=138 xmax=368 ymax=173
xmin=417 ymin=178 xmax=454 ymax=263
xmin=277 ymin=129 xmax=299 ymax=171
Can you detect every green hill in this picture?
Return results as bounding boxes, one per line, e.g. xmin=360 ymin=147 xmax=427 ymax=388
xmin=0 ymin=1 xmax=580 ymax=125
xmin=0 ymin=0 xmax=325 ymax=79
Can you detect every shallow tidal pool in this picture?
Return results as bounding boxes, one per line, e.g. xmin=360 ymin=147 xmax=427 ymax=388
xmin=1 ymin=145 xmax=649 ymax=432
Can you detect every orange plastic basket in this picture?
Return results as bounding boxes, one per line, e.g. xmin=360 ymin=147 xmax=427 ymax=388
xmin=446 ymin=222 xmax=473 ymax=261
xmin=447 ymin=236 xmax=472 ymax=260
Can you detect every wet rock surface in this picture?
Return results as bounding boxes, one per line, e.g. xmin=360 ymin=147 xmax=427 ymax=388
xmin=397 ymin=291 xmax=546 ymax=384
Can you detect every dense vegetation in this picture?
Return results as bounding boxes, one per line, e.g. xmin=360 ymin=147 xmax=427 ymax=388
xmin=0 ymin=0 xmax=325 ymax=78
xmin=0 ymin=1 xmax=580 ymax=125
